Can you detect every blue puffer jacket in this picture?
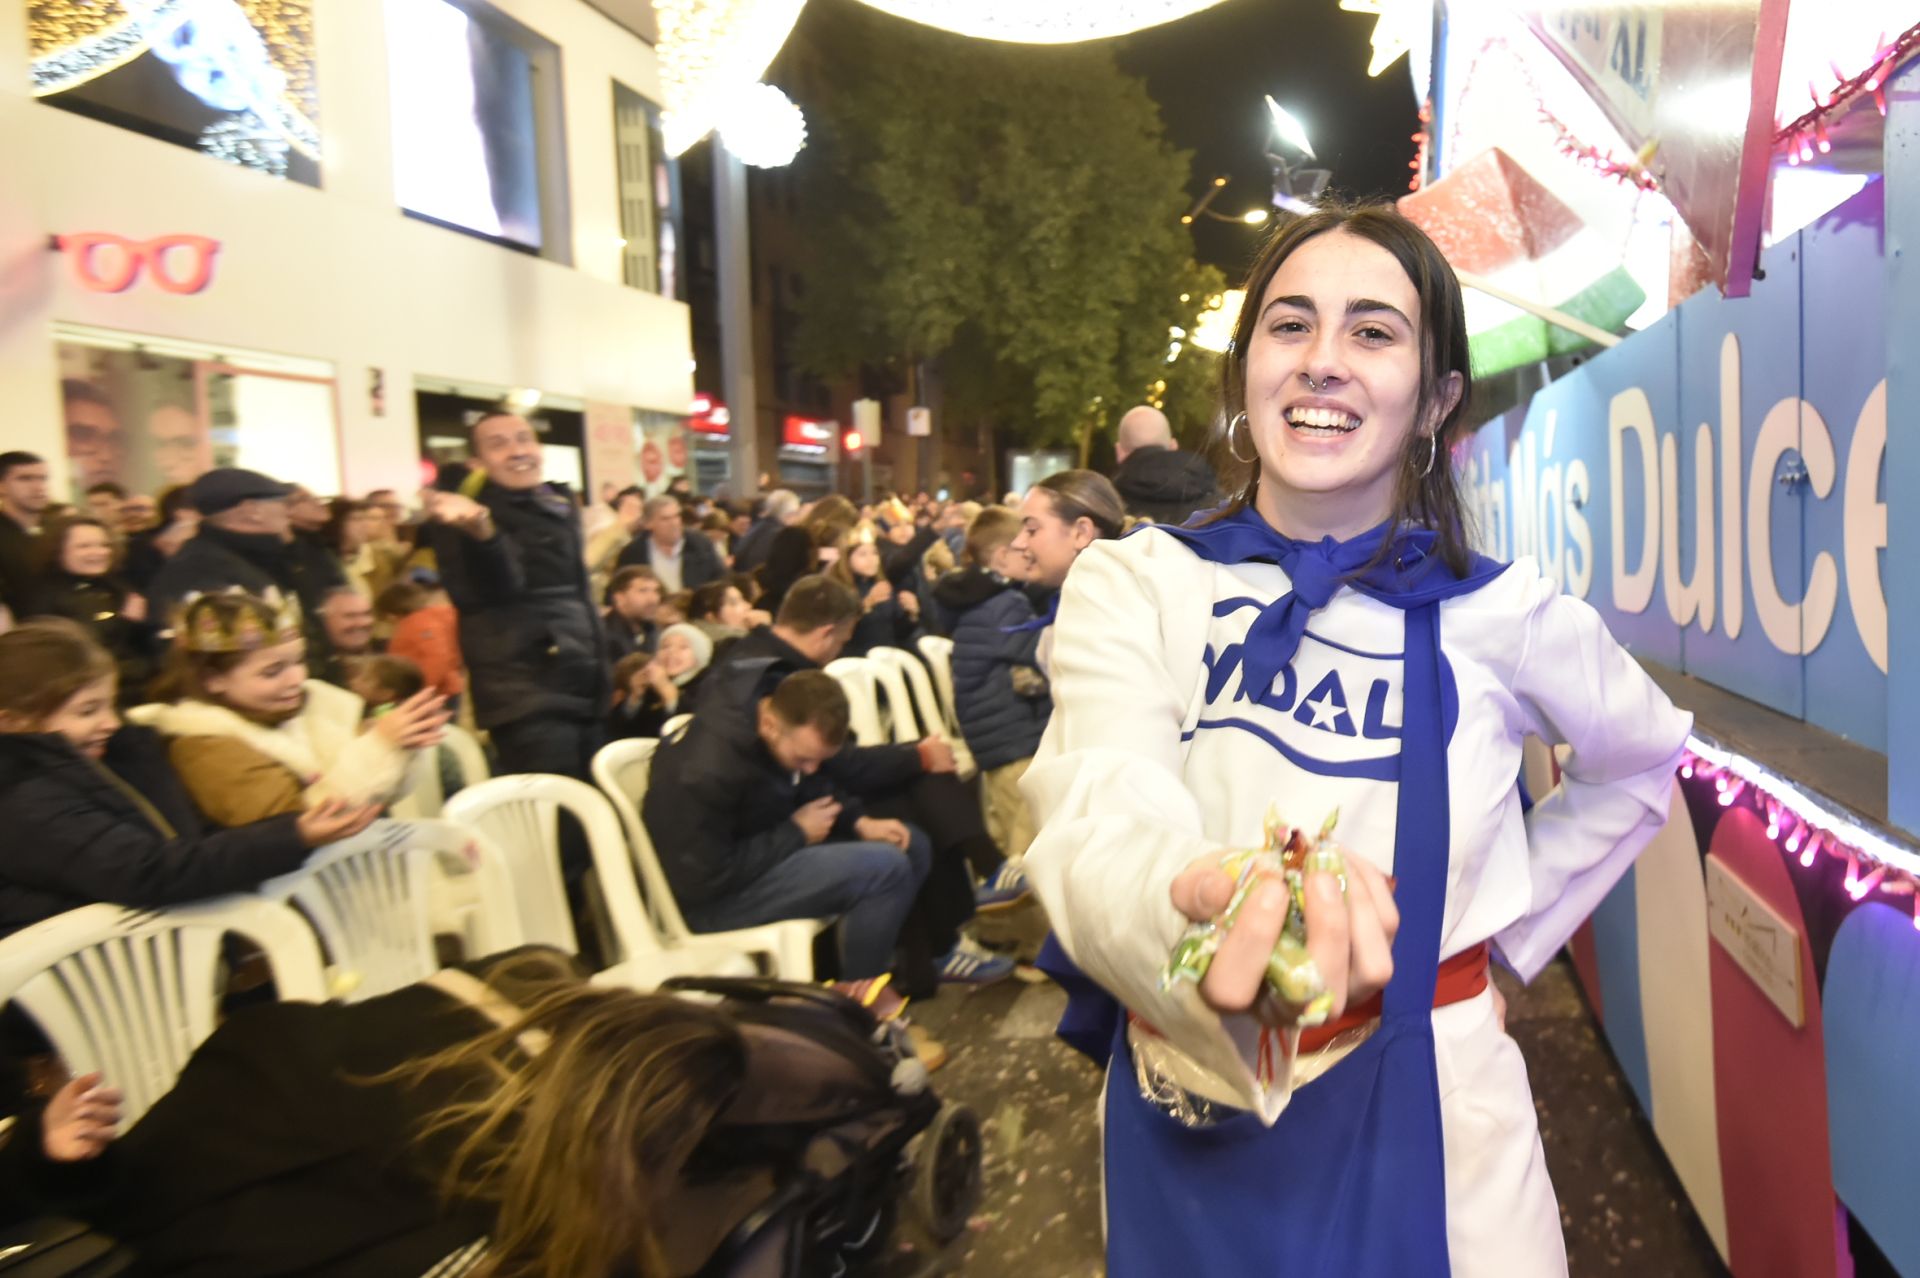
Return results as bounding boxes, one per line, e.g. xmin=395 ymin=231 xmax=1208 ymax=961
xmin=931 ymin=568 xmax=1051 ymax=770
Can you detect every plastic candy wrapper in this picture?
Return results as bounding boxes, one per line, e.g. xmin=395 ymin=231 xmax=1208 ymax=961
xmin=1160 ymin=807 xmax=1345 ymax=1028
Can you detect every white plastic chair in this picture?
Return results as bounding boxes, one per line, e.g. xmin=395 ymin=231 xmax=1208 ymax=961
xmin=592 ymin=738 xmax=821 ymax=980
xmin=823 ymin=657 xmax=886 ymax=745
xmin=916 ymin=636 xmax=962 ymax=734
xmin=0 ymin=899 xmax=327 ymax=1124
xmin=660 ymin=713 xmax=693 ymax=741
xmin=440 ymin=723 xmax=491 ymax=792
xmin=869 ymin=646 xmax=976 ymax=777
xmin=444 ymin=774 xmax=755 ymax=989
xmin=256 ymin=818 xmax=521 ymax=1001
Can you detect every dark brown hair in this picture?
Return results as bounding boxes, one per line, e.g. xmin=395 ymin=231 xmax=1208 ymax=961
xmin=607 ymin=565 xmax=661 ymax=606
xmin=34 ymin=513 xmax=118 ymax=577
xmin=1213 ymin=199 xmax=1476 ymax=574
xmin=1032 ymin=470 xmax=1126 ymax=540
xmin=351 ymin=654 xmax=425 ymax=704
xmin=765 ymin=668 xmax=851 ymax=747
xmin=0 ymin=619 xmax=116 ymax=722
xmin=687 ymin=579 xmax=734 ymax=623
xmin=774 ymin=574 xmax=863 ymax=633
xmin=375 ymin=580 xmax=431 ymax=618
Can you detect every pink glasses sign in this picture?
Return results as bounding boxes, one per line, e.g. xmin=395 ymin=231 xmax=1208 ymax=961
xmin=51 ymin=233 xmax=221 ymax=295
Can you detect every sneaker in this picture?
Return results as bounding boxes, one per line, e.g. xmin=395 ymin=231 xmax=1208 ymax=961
xmin=974 ymin=859 xmax=1032 ymax=912
xmin=936 ymin=940 xmax=1016 ymax=986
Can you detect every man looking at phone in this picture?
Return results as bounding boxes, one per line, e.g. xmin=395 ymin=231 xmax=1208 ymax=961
xmin=642 ymin=668 xmax=931 ymax=980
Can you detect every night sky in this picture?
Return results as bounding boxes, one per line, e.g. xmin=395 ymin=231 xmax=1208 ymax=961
xmin=1115 ymin=0 xmax=1424 ymax=281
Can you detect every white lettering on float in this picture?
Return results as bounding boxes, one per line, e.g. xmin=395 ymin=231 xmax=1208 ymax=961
xmin=1467 ymin=334 xmax=1887 ymax=665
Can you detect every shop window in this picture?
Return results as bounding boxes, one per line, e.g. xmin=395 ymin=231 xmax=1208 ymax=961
xmin=614 ymin=81 xmax=682 ymax=297
xmin=385 ymin=0 xmax=571 ymax=263
xmin=28 ymin=1 xmax=322 ymax=186
xmin=55 ymin=323 xmax=340 ymax=501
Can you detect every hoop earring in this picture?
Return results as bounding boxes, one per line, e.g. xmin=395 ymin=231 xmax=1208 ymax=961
xmin=1418 ymin=432 xmax=1438 ymax=479
xmin=1227 ymin=411 xmax=1257 ymax=464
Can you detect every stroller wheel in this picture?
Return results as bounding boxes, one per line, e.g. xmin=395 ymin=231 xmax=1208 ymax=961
xmin=910 ymin=1101 xmax=983 ymax=1243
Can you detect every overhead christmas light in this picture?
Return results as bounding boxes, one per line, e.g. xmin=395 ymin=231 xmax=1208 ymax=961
xmin=849 ymin=1 xmax=1232 ymax=43
xmin=656 ymin=0 xmax=808 ymax=156
xmin=1337 ymin=0 xmax=1425 ymax=78
xmin=1243 ymin=208 xmax=1271 ymax=225
xmin=716 ymin=82 xmax=808 ymax=168
xmin=1265 ymin=97 xmax=1316 ymax=159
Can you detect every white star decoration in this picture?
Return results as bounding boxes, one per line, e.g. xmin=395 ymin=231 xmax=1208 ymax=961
xmin=1303 ymin=692 xmax=1342 ymax=731
xmin=1337 ymin=0 xmax=1424 ymax=78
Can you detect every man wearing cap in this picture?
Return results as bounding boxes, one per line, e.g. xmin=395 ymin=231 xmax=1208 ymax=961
xmin=147 ymin=468 xmax=339 ymax=627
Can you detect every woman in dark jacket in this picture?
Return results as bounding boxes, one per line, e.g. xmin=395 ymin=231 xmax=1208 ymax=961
xmin=31 ymin=515 xmax=155 ymax=705
xmin=2 ymin=948 xmax=749 ymax=1278
xmin=0 ymin=620 xmax=374 ymax=937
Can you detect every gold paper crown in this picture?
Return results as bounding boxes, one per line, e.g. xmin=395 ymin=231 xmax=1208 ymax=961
xmin=172 ymin=589 xmax=305 ymax=654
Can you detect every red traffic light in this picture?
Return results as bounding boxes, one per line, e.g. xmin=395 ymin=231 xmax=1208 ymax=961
xmin=843 ymin=427 xmax=864 ymax=454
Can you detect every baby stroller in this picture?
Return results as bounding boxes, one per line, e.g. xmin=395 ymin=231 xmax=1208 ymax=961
xmin=666 ymin=976 xmax=984 ymax=1278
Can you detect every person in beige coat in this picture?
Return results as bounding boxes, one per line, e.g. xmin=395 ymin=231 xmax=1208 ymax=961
xmin=135 ymin=592 xmax=447 ymax=826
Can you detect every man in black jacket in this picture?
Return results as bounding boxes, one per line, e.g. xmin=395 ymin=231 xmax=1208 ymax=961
xmin=731 ymin=489 xmax=799 ymax=573
xmin=0 ymin=451 xmax=49 ymax=621
xmin=614 ymin=496 xmax=726 ymax=593
xmin=1111 ymin=404 xmax=1221 ymax=527
xmin=603 ymin=565 xmax=662 ymax=664
xmin=644 ymin=669 xmax=930 ymax=978
xmin=698 ymin=575 xmax=1019 ymax=993
xmin=423 ymin=411 xmax=607 ymax=783
xmin=147 ymin=468 xmax=340 ymax=625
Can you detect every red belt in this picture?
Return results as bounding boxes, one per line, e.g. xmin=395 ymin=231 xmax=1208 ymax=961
xmin=1298 ymin=940 xmax=1490 ymax=1053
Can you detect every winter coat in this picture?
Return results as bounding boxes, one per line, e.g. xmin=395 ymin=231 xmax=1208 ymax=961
xmin=386 ymin=604 xmax=466 ymax=699
xmin=0 ymin=511 xmax=38 ymax=620
xmin=643 ymin=652 xmax=924 ymax=909
xmin=754 ymin=526 xmax=817 ymax=613
xmin=31 ymin=570 xmax=156 ymax=703
xmin=932 ymin=567 xmax=1051 ymax=770
xmin=0 ymin=726 xmax=308 ymax=936
xmin=425 ymin=480 xmax=608 ymax=730
xmin=1112 ymin=445 xmax=1222 ymax=528
xmin=842 ymin=573 xmax=918 ymax=658
xmin=731 ymin=516 xmax=784 ymax=573
xmin=881 ymin=526 xmax=939 ymax=594
xmin=613 ymin=529 xmax=727 ymax=593
xmin=131 ymin=681 xmax=421 ymax=827
xmin=147 ymin=524 xmax=323 ymax=626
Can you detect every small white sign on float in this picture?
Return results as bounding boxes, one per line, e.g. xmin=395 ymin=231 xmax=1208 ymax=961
xmin=1705 ymin=853 xmax=1805 ymax=1028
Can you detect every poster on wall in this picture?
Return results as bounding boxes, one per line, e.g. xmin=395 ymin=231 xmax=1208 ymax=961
xmin=583 ymin=400 xmax=638 ymax=508
xmin=58 ymin=336 xmax=342 ymax=500
xmin=28 ymin=0 xmax=321 ymax=186
xmin=57 ymin=343 xmax=211 ymax=499
xmin=637 ymin=409 xmax=689 ymax=498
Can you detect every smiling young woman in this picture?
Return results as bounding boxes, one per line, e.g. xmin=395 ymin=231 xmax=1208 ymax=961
xmin=1023 ymin=201 xmax=1692 ymax=1278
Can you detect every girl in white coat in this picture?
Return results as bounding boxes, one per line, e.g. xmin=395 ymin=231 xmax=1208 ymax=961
xmin=1022 ymin=202 xmax=1689 ymax=1277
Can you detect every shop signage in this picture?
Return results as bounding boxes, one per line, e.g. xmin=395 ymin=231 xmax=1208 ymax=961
xmin=781 ymin=415 xmax=835 ymax=455
xmin=1461 ymin=178 xmax=1887 ymax=750
xmin=687 ymin=394 xmax=730 ymax=438
xmin=906 ymin=406 xmax=932 ymax=437
xmin=54 ymin=232 xmax=221 ymax=294
xmin=1705 ymin=853 xmax=1805 ymax=1027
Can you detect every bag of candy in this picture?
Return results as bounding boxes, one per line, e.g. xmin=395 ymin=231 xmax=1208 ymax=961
xmin=1160 ymin=808 xmax=1345 ymax=1027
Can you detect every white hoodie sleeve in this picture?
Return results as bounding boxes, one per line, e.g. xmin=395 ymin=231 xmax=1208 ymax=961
xmin=1021 ymin=537 xmax=1287 ymax=1119
xmin=1491 ymin=576 xmax=1693 ymax=980
xmin=300 ymin=680 xmax=418 ymax=811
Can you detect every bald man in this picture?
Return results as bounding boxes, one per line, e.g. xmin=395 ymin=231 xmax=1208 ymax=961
xmin=1111 ymin=404 xmax=1222 ymax=527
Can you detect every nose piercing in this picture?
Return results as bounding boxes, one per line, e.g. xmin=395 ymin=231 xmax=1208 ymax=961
xmin=1304 ymin=374 xmax=1323 ymax=393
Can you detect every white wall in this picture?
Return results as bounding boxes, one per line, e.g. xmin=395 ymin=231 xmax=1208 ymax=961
xmin=0 ymin=0 xmax=690 ymax=497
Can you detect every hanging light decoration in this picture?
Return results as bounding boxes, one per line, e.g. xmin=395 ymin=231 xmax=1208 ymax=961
xmin=656 ymin=0 xmax=808 ymax=156
xmin=717 ymin=82 xmax=808 ymax=168
xmin=849 ymin=1 xmax=1232 ymax=44
xmin=657 ymin=0 xmax=1232 ymax=154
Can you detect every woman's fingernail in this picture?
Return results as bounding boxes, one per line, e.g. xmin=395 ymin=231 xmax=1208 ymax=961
xmin=1256 ymin=882 xmax=1286 ymax=912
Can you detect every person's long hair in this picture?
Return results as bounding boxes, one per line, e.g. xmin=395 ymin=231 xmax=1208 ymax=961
xmin=381 ymin=972 xmax=747 ymax=1278
xmin=1210 ymin=199 xmax=1477 ymax=575
xmin=1032 ymin=470 xmax=1128 ymax=540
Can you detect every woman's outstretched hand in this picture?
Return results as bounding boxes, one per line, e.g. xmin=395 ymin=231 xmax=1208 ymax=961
xmin=1169 ymin=850 xmax=1400 ymax=1027
xmin=42 ymin=1072 xmax=121 ymax=1162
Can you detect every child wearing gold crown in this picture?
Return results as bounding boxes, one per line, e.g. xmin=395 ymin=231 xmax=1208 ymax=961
xmin=130 ymin=592 xmax=450 ymax=828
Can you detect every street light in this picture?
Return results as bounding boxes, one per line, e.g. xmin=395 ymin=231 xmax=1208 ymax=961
xmin=1181 ymin=175 xmax=1273 ymax=226
xmin=1264 ymin=96 xmax=1331 ymax=216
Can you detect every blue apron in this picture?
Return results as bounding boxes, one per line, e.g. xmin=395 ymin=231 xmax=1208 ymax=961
xmin=1045 ymin=512 xmax=1507 ymax=1278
